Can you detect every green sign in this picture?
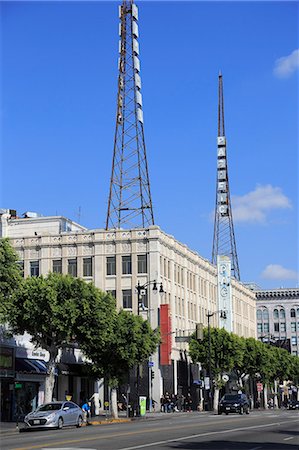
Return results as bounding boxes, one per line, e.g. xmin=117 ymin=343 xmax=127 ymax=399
xmin=15 ymin=383 xmax=23 ymax=389
xmin=139 ymin=396 xmax=146 ymax=417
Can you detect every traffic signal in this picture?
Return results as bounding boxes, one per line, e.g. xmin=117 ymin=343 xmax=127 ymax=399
xmin=151 ymin=370 xmax=155 ymax=380
xmin=196 ymin=323 xmax=203 ymax=340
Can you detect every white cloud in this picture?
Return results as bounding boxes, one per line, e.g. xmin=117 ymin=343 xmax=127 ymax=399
xmin=261 ymin=264 xmax=298 ymax=281
xmin=273 ymin=49 xmax=299 ymax=78
xmin=232 ymin=184 xmax=292 ymax=223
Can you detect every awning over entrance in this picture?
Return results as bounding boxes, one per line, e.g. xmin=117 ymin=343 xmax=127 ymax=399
xmin=15 ymin=358 xmax=48 ymax=374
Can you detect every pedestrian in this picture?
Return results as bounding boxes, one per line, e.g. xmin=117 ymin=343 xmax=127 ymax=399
xmin=81 ymin=399 xmax=91 ymax=424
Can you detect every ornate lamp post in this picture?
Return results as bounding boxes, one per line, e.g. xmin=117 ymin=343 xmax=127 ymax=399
xmin=135 ymin=280 xmax=164 ymax=416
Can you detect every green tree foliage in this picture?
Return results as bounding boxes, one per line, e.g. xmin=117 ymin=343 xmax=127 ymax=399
xmin=0 ymin=238 xmax=22 ymax=317
xmin=189 ymin=327 xmax=244 ymax=379
xmin=80 ymin=309 xmax=160 ymax=417
xmin=1 ymin=272 xmax=116 ymax=402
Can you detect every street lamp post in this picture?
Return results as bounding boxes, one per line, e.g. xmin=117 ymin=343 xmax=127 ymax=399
xmin=135 ymin=279 xmax=164 ymax=416
xmin=206 ymin=309 xmax=226 ymax=411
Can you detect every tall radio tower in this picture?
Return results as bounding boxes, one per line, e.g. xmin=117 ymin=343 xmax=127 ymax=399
xmin=212 ymin=73 xmax=240 ymax=281
xmin=106 ymin=0 xmax=154 ymax=230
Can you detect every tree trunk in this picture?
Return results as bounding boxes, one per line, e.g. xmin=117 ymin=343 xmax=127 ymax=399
xmin=263 ymin=383 xmax=268 ymax=409
xmin=213 ymin=387 xmax=220 ymax=413
xmin=274 ymin=379 xmax=279 ymax=408
xmin=44 ymin=349 xmax=58 ymax=404
xmin=110 ymin=387 xmax=118 ymax=419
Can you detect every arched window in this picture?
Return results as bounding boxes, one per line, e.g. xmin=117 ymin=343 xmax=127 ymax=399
xmin=263 ymin=309 xmax=269 ymax=320
xmin=257 ymin=309 xmax=262 ymax=320
xmin=280 ymin=308 xmax=285 ymax=319
xmin=273 ymin=309 xmax=279 ymax=320
xmin=290 ymin=308 xmax=296 ymax=318
xmin=297 ymin=308 xmax=299 ymax=316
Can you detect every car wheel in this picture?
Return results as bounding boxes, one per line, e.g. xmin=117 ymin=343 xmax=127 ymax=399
xmin=218 ymin=411 xmax=222 ymax=415
xmin=76 ymin=415 xmax=83 ymax=428
xmin=239 ymin=407 xmax=244 ymax=415
xmin=57 ymin=417 xmax=63 ymax=429
xmin=225 ymin=412 xmax=229 ymax=415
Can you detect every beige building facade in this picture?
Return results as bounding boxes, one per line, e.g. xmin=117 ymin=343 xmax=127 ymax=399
xmin=1 ymin=210 xmax=256 ymax=414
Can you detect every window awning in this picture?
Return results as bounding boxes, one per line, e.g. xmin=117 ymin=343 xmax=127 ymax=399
xmin=15 ymin=358 xmax=48 ymax=374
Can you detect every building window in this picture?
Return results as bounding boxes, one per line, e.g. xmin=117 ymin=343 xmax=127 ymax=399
xmin=291 ymin=322 xmax=297 ymax=332
xmin=30 ymin=260 xmax=39 ymax=277
xmin=106 ymin=257 xmax=116 ymax=276
xmin=280 ymin=322 xmax=286 ymax=332
xmin=280 ymin=308 xmax=285 ymax=319
xmin=83 ymin=257 xmax=92 ymax=277
xmin=257 ymin=323 xmax=263 ymax=333
xmin=68 ymin=259 xmax=77 ymax=277
xmin=274 ymin=323 xmax=279 ymax=332
xmin=273 ymin=309 xmax=279 ymax=320
xmin=107 ymin=290 xmax=116 ymax=299
xmin=17 ymin=261 xmax=24 ymax=277
xmin=263 ymin=323 xmax=269 ymax=333
xmin=263 ymin=309 xmax=269 ymax=320
xmin=52 ymin=259 xmax=62 ymax=273
xmin=290 ymin=308 xmax=296 ymax=318
xmin=122 ymin=289 xmax=132 ymax=309
xmin=122 ymin=256 xmax=132 ymax=275
xmin=291 ymin=336 xmax=297 ymax=345
xmin=257 ymin=309 xmax=262 ymax=320
xmin=137 ymin=254 xmax=147 ymax=274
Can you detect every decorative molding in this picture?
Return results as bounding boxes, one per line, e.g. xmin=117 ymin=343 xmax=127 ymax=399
xmin=15 ymin=239 xmax=25 ymax=246
xmin=83 ymin=245 xmax=93 ymax=255
xmin=83 ymin=234 xmax=93 ymax=241
xmin=52 ymin=247 xmax=62 ymax=257
xmin=67 ymin=235 xmax=77 ymax=242
xmin=68 ymin=246 xmax=77 ymax=256
xmin=107 ymin=244 xmax=116 ymax=254
xmin=106 ymin=233 xmax=116 ymax=240
xmin=122 ymin=242 xmax=131 ymax=252
xmin=137 ymin=242 xmax=147 ymax=251
xmin=52 ymin=236 xmax=61 ymax=243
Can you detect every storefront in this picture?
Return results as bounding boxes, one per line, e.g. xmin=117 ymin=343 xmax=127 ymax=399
xmin=14 ymin=358 xmax=48 ymax=420
xmin=0 ymin=346 xmax=15 ymax=422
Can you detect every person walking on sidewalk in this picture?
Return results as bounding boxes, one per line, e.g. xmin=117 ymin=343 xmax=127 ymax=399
xmin=81 ymin=400 xmax=91 ymax=424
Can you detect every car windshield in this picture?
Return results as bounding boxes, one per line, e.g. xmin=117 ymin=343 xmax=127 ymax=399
xmin=222 ymin=395 xmax=241 ymax=401
xmin=37 ymin=403 xmax=63 ymax=412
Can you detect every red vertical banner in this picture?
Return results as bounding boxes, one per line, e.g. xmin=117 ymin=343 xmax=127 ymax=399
xmin=160 ymin=304 xmax=172 ymax=365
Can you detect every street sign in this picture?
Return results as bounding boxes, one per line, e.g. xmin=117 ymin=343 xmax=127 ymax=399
xmin=148 ymin=361 xmax=154 ymax=367
xmin=257 ymin=382 xmax=263 ymax=392
xmin=15 ymin=382 xmax=22 ymax=389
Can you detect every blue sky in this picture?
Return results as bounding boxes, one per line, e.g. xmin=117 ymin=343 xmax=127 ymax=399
xmin=1 ymin=1 xmax=298 ymax=289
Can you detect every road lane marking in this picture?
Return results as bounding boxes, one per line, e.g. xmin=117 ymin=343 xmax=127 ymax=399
xmin=117 ymin=421 xmax=299 ymax=450
xmin=283 ymin=436 xmax=294 ymax=441
xmin=13 ymin=417 xmax=299 ymax=450
xmin=249 ymin=447 xmax=263 ymax=450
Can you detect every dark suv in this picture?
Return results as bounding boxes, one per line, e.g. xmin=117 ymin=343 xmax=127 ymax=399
xmin=218 ymin=393 xmax=250 ymax=415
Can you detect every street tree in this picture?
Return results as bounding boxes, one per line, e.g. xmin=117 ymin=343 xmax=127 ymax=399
xmin=1 ymin=272 xmax=116 ymax=402
xmin=80 ymin=309 xmax=160 ymax=418
xmin=0 ymin=238 xmax=22 ymax=317
xmin=189 ymin=327 xmax=244 ymax=411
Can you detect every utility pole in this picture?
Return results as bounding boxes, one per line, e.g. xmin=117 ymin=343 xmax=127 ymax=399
xmin=212 ymin=72 xmax=240 ymax=281
xmin=106 ymin=0 xmax=154 ymax=230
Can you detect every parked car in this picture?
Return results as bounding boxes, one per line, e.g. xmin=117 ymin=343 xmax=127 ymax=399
xmin=218 ymin=393 xmax=250 ymax=415
xmin=23 ymin=401 xmax=84 ymax=430
xmin=288 ymin=400 xmax=299 ymax=410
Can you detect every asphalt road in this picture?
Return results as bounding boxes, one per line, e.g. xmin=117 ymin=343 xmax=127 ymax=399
xmin=1 ymin=410 xmax=298 ymax=450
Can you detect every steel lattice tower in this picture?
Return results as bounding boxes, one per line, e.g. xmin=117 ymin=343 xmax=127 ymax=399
xmin=212 ymin=73 xmax=240 ymax=280
xmin=106 ymin=0 xmax=154 ymax=230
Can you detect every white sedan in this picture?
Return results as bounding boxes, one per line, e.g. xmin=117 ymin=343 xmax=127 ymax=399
xmin=23 ymin=401 xmax=84 ymax=430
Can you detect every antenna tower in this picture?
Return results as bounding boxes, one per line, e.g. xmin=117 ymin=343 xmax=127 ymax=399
xmin=106 ymin=0 xmax=154 ymax=230
xmin=212 ymin=73 xmax=240 ymax=280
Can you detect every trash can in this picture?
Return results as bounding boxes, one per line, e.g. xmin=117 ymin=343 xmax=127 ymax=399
xmin=128 ymin=405 xmax=134 ymax=417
